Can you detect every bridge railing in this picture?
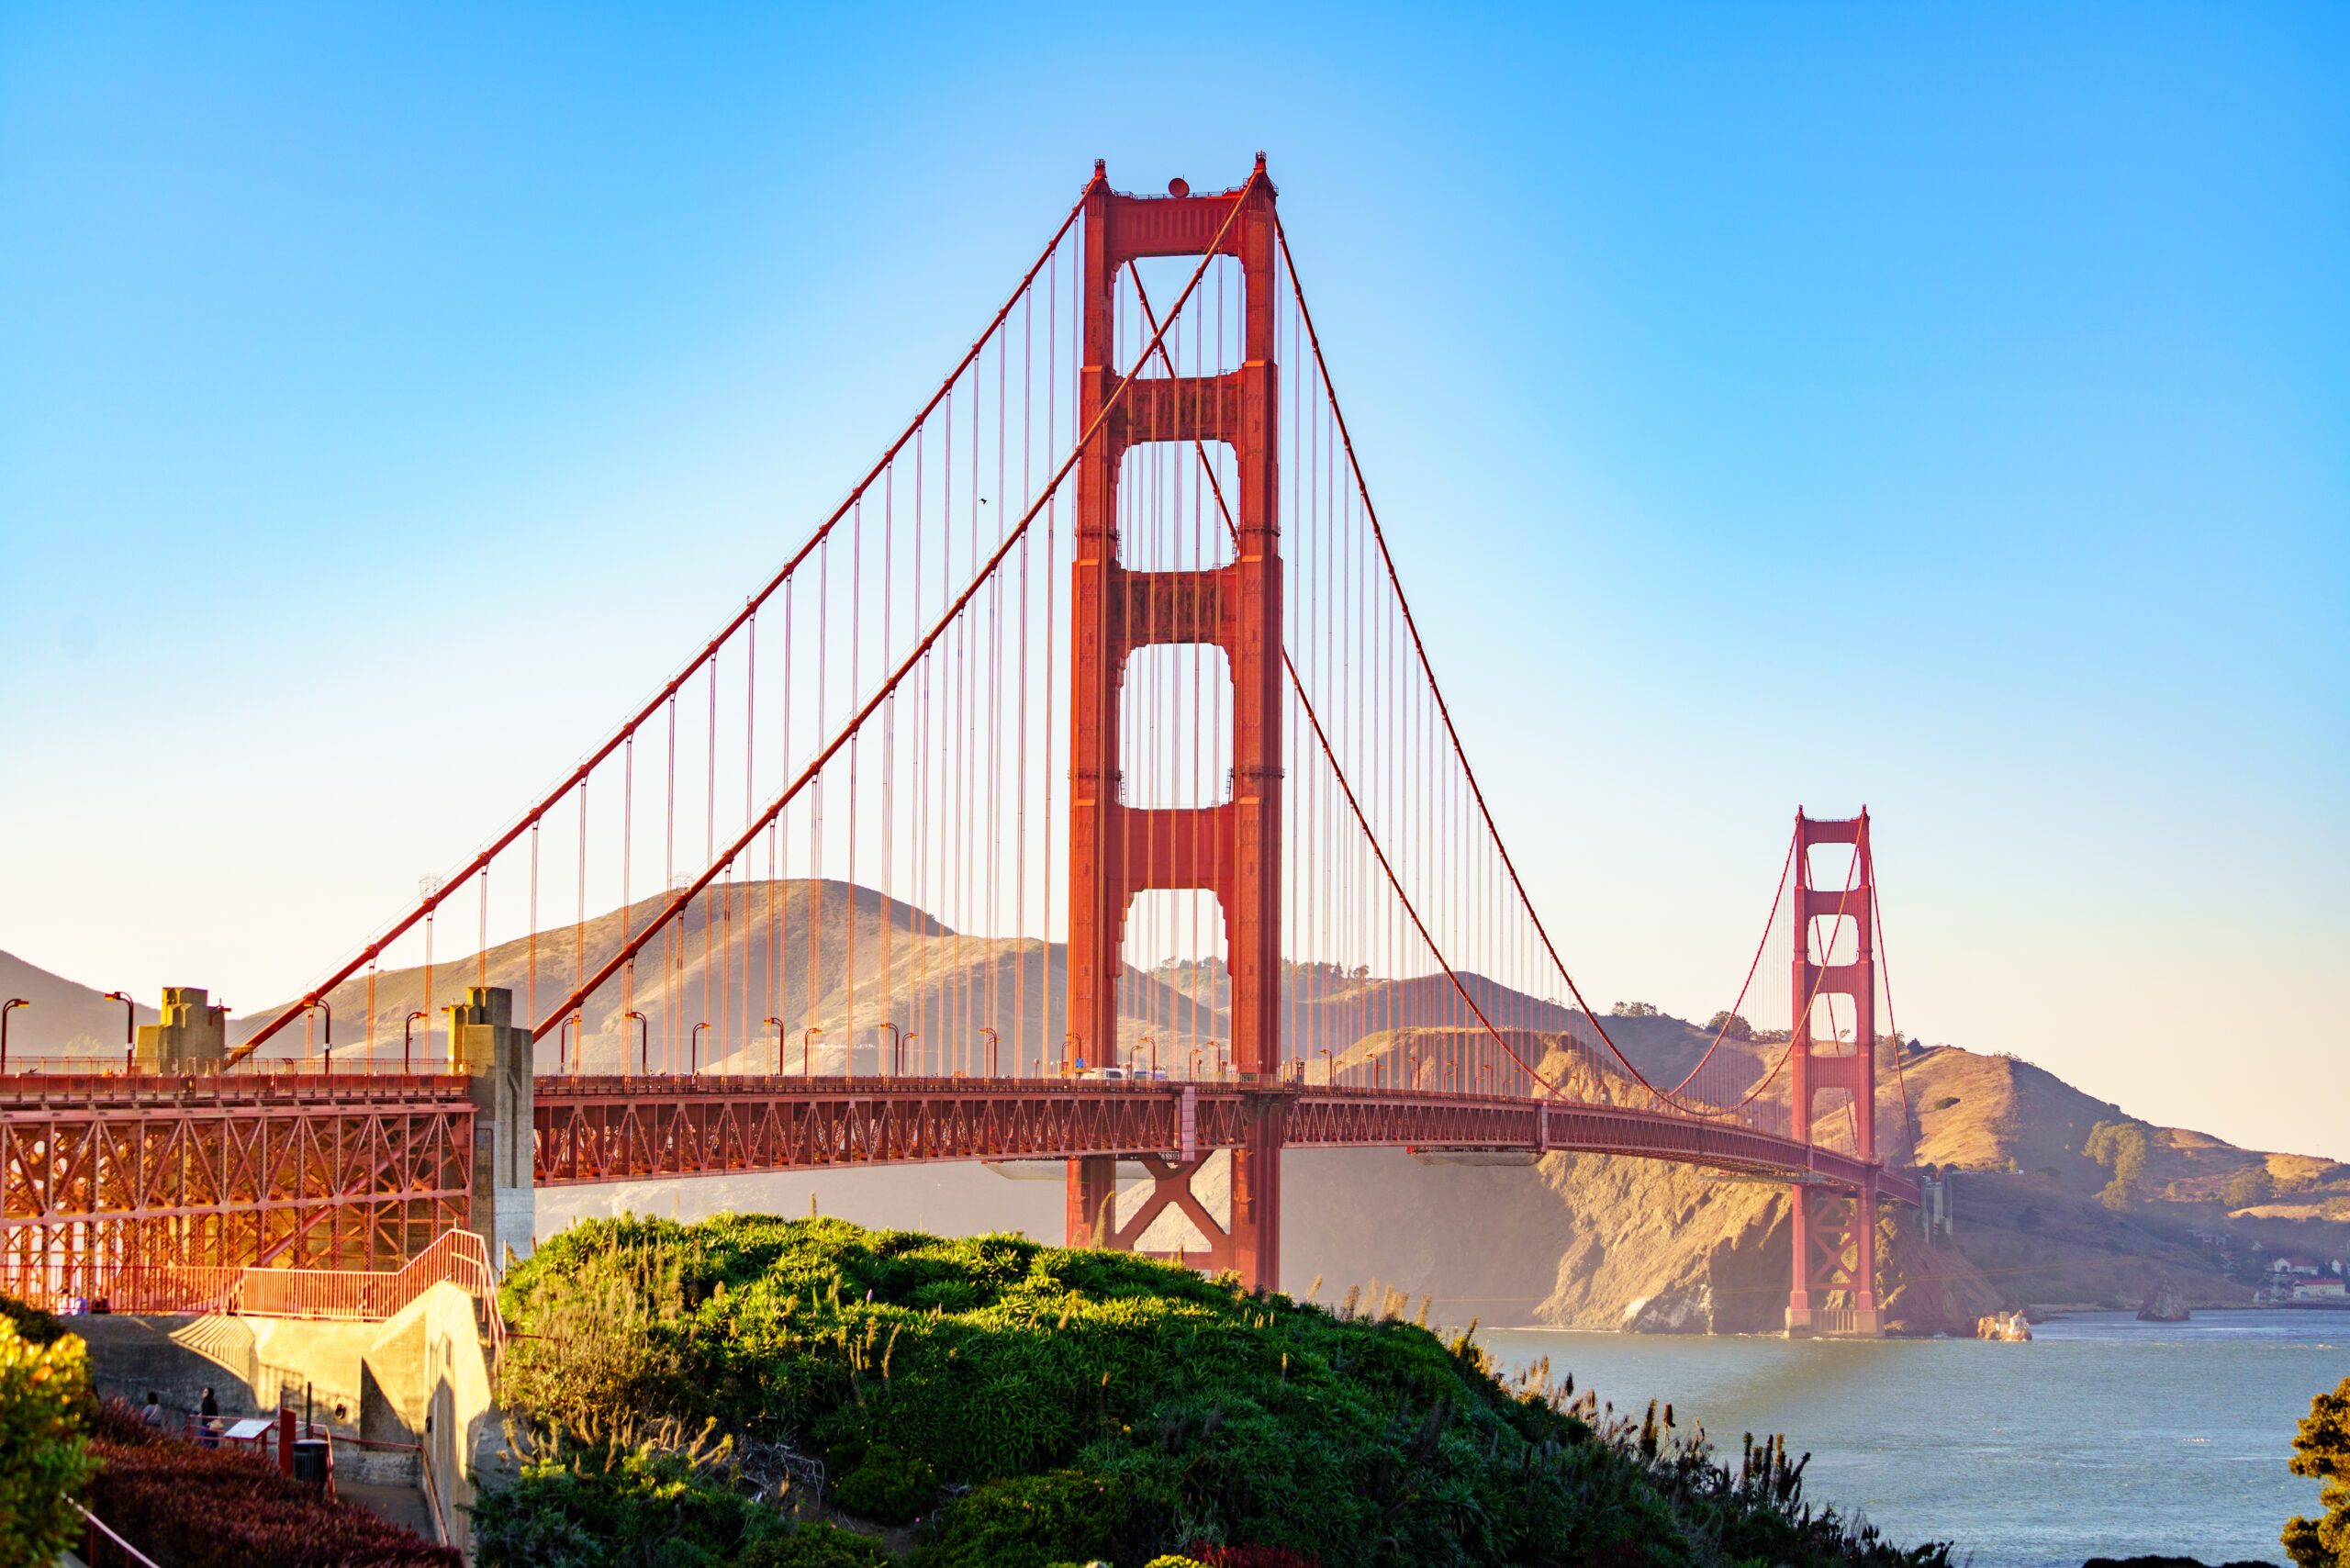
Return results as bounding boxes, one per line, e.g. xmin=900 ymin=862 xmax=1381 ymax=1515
xmin=0 ymin=1230 xmax=507 ymax=1352
xmin=1 ymin=1054 xmax=469 ymax=1079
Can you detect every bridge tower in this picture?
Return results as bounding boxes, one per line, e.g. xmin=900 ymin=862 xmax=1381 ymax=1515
xmin=1785 ymin=809 xmax=1883 ymax=1337
xmin=1066 ymin=158 xmax=1285 ymax=1291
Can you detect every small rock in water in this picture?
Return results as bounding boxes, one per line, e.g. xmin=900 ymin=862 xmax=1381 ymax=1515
xmin=2136 ymin=1279 xmax=2192 ymax=1322
xmin=2083 ymin=1557 xmax=2280 ymax=1568
xmin=1975 ymin=1310 xmax=2032 ymax=1341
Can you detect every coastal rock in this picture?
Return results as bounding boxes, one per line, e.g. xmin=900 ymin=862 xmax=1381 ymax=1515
xmin=1975 ymin=1310 xmax=2032 ymax=1341
xmin=1622 ymin=1286 xmax=1713 ymax=1334
xmin=2136 ymin=1279 xmax=2192 ymax=1322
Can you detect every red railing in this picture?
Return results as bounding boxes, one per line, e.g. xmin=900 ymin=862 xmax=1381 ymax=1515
xmin=1 ymin=1054 xmax=467 ymax=1080
xmin=4 ymin=1230 xmax=505 ymax=1351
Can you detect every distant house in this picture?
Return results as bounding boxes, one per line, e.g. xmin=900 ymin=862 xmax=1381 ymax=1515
xmin=2296 ymin=1278 xmax=2347 ymax=1301
xmin=2273 ymin=1256 xmax=2325 ymax=1277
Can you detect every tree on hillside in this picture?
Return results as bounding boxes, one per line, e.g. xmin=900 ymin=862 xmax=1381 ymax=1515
xmin=2085 ymin=1120 xmax=2153 ymax=1210
xmin=2226 ymin=1166 xmax=2277 ymax=1210
xmin=2286 ymin=1375 xmax=2350 ymax=1568
xmin=1703 ymin=1011 xmax=1753 ymax=1041
xmin=1611 ymin=1002 xmax=1659 ymax=1017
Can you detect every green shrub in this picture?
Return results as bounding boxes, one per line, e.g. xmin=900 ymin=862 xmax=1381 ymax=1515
xmin=914 ymin=1470 xmax=1121 ymax=1568
xmin=469 ymin=1442 xmax=782 ymax=1568
xmin=741 ymin=1522 xmax=897 ymax=1567
xmin=493 ymin=1215 xmax=1952 ymax=1568
xmin=0 ymin=1317 xmax=97 ymax=1568
xmin=2227 ymin=1166 xmax=2276 ymax=1210
xmin=2286 ymin=1374 xmax=2350 ymax=1568
xmin=0 ymin=1291 xmax=69 ymax=1346
xmin=832 ymin=1441 xmax=937 ymax=1525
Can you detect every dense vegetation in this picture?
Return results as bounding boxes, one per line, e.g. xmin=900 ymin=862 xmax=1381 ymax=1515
xmin=0 ymin=1310 xmax=98 ymax=1566
xmin=2286 ymin=1374 xmax=2350 ymax=1568
xmin=489 ymin=1215 xmax=1953 ymax=1568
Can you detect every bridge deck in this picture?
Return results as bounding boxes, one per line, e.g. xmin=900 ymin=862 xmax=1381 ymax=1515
xmin=0 ymin=1071 xmax=1914 ymax=1275
xmin=531 ymin=1075 xmax=1917 ymax=1204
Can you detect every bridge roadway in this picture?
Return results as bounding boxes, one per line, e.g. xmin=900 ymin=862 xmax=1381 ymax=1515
xmin=532 ymin=1074 xmax=1918 ymax=1200
xmin=0 ymin=1070 xmax=1915 ymax=1283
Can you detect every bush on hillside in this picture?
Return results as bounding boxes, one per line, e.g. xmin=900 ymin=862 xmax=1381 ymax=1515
xmin=0 ymin=1316 xmax=98 ymax=1568
xmin=828 ymin=1440 xmax=936 ymax=1525
xmin=0 ymin=1290 xmax=71 ymax=1345
xmin=487 ymin=1215 xmax=1954 ymax=1568
xmin=739 ymin=1522 xmax=894 ymax=1567
xmin=914 ymin=1468 xmax=1122 ymax=1568
xmin=84 ymin=1399 xmax=458 ymax=1568
xmin=2226 ymin=1166 xmax=2276 ymax=1210
xmin=470 ymin=1439 xmax=785 ymax=1568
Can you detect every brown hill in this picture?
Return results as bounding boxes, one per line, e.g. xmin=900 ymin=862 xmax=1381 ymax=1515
xmin=0 ymin=951 xmax=161 ymax=1060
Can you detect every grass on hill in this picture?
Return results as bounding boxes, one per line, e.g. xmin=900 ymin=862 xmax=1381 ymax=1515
xmin=487 ymin=1215 xmax=1950 ymax=1568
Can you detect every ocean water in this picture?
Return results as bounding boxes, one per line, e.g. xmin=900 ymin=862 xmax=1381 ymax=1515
xmin=1481 ymin=1313 xmax=2346 ymax=1568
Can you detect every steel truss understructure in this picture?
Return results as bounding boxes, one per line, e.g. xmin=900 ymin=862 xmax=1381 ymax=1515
xmin=2 ymin=1072 xmax=1912 ymax=1302
xmin=0 ymin=1071 xmax=474 ymax=1301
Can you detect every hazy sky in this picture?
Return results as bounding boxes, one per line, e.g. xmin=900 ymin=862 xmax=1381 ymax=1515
xmin=3 ymin=6 xmax=2343 ymax=1155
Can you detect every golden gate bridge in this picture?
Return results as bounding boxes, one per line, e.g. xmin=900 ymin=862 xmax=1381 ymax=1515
xmin=1 ymin=157 xmax=1919 ymax=1338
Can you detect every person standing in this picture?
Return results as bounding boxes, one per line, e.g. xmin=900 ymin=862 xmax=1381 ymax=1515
xmin=139 ymin=1391 xmax=163 ymax=1431
xmin=198 ymin=1385 xmax=218 ymax=1447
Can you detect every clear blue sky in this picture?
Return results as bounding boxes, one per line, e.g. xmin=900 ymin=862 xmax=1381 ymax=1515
xmin=3 ymin=6 xmax=2343 ymax=1154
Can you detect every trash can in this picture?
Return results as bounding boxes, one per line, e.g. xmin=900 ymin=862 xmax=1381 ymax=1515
xmin=291 ymin=1439 xmax=330 ymax=1484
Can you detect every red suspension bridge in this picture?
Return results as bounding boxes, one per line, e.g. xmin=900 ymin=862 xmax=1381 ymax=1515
xmin=2 ymin=158 xmax=1919 ymax=1336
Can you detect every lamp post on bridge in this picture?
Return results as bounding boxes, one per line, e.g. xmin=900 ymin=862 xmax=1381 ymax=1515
xmin=1 ymin=998 xmax=27 ymax=1075
xmin=558 ymin=1014 xmax=581 ymax=1074
xmin=305 ymin=1001 xmax=331 ymax=1075
xmin=402 ymin=1011 xmax=427 ymax=1074
xmin=802 ymin=1026 xmax=822 ymax=1078
xmin=691 ymin=1023 xmax=711 ymax=1076
xmin=877 ymin=1021 xmax=899 ymax=1077
xmin=624 ymin=1011 xmax=649 ymax=1075
xmin=766 ymin=1017 xmax=785 ymax=1076
xmin=103 ymin=991 xmax=133 ymax=1072
xmin=903 ymin=1033 xmax=919 ymax=1077
xmin=980 ymin=1027 xmax=1000 ymax=1079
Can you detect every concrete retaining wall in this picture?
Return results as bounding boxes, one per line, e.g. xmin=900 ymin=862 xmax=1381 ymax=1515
xmin=74 ymin=1283 xmax=498 ymax=1558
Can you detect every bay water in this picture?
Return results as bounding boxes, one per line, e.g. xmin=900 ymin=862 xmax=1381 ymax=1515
xmin=1483 ymin=1312 xmax=2346 ymax=1567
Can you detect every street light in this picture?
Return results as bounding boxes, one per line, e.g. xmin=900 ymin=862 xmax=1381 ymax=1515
xmin=902 ymin=1033 xmax=920 ymax=1077
xmin=802 ymin=1026 xmax=823 ymax=1078
xmin=980 ymin=1027 xmax=1000 ymax=1078
xmin=307 ymin=1001 xmax=332 ymax=1074
xmin=104 ymin=991 xmax=134 ymax=1072
xmin=1 ymin=999 xmax=27 ymax=1075
xmin=877 ymin=1021 xmax=900 ymax=1078
xmin=691 ymin=1023 xmax=711 ymax=1076
xmin=403 ymin=1011 xmax=428 ymax=1074
xmin=558 ymin=1014 xmax=583 ymax=1073
xmin=1140 ymin=1036 xmax=1156 ymax=1076
xmin=624 ymin=1011 xmax=649 ymax=1075
xmin=766 ymin=1017 xmax=785 ymax=1076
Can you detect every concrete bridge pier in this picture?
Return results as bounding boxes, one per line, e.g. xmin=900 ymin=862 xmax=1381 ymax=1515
xmin=447 ymin=987 xmax=534 ymax=1268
